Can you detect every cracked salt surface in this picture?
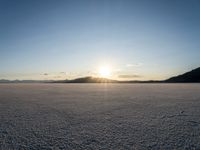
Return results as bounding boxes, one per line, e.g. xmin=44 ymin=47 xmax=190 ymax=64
xmin=0 ymin=83 xmax=200 ymax=149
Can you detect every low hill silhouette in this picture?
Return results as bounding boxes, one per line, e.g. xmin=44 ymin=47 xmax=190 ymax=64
xmin=165 ymin=67 xmax=200 ymax=83
xmin=57 ymin=76 xmax=118 ymax=83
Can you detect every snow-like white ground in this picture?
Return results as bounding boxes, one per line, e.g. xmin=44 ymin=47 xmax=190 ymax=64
xmin=0 ymin=83 xmax=200 ymax=149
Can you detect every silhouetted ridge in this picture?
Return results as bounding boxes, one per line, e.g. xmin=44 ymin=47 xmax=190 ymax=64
xmin=166 ymin=67 xmax=200 ymax=83
xmin=66 ymin=76 xmax=117 ymax=83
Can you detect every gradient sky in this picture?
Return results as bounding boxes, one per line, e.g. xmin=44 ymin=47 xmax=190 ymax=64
xmin=0 ymin=0 xmax=200 ymax=80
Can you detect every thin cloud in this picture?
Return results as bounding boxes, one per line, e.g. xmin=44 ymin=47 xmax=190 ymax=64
xmin=60 ymin=72 xmax=66 ymax=74
xmin=126 ymin=63 xmax=143 ymax=67
xmin=54 ymin=76 xmax=62 ymax=79
xmin=43 ymin=73 xmax=48 ymax=76
xmin=118 ymin=74 xmax=141 ymax=78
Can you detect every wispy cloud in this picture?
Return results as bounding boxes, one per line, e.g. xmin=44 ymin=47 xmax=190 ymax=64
xmin=60 ymin=72 xmax=66 ymax=74
xmin=54 ymin=76 xmax=62 ymax=79
xmin=118 ymin=74 xmax=141 ymax=78
xmin=43 ymin=73 xmax=48 ymax=76
xmin=126 ymin=63 xmax=143 ymax=67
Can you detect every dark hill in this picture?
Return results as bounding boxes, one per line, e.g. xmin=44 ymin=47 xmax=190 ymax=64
xmin=165 ymin=67 xmax=200 ymax=83
xmin=63 ymin=76 xmax=118 ymax=83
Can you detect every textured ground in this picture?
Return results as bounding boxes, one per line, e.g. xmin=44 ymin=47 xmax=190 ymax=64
xmin=0 ymin=83 xmax=200 ymax=149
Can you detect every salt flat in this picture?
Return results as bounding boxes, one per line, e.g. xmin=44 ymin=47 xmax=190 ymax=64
xmin=0 ymin=83 xmax=200 ymax=149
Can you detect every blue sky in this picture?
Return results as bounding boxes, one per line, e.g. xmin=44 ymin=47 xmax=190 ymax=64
xmin=0 ymin=0 xmax=200 ymax=80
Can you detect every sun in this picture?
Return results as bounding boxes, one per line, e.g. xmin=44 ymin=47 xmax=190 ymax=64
xmin=99 ymin=67 xmax=111 ymax=77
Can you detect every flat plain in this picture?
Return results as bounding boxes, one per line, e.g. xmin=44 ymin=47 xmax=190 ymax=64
xmin=0 ymin=83 xmax=200 ymax=149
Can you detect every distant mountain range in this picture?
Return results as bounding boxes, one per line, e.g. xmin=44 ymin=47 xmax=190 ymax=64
xmin=1 ymin=67 xmax=200 ymax=83
xmin=51 ymin=76 xmax=162 ymax=83
xmin=0 ymin=79 xmax=54 ymax=83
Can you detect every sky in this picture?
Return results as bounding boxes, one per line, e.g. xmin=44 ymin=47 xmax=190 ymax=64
xmin=0 ymin=0 xmax=200 ymax=80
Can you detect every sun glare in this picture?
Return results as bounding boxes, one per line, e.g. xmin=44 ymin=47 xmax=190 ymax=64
xmin=99 ymin=67 xmax=111 ymax=77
